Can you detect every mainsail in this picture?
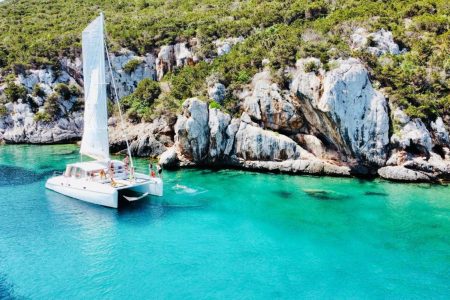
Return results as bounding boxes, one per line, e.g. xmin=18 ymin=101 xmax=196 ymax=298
xmin=80 ymin=13 xmax=109 ymax=161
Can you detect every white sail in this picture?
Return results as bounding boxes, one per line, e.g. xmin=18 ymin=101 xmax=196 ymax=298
xmin=80 ymin=14 xmax=109 ymax=161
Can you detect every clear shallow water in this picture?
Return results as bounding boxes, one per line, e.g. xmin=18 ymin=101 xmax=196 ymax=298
xmin=0 ymin=145 xmax=449 ymax=299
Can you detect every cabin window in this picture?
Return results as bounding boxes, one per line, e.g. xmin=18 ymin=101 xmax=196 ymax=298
xmin=64 ymin=166 xmax=72 ymax=177
xmin=70 ymin=167 xmax=78 ymax=177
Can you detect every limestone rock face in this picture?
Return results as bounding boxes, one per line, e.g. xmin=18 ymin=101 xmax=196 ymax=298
xmin=290 ymin=58 xmax=389 ymax=165
xmin=156 ymin=45 xmax=175 ymax=81
xmin=159 ymin=146 xmax=179 ymax=168
xmin=351 ymin=28 xmax=402 ymax=56
xmin=243 ymin=70 xmax=303 ymax=133
xmin=431 ymin=117 xmax=449 ymax=146
xmin=156 ymin=43 xmax=194 ymax=80
xmin=213 ymin=37 xmax=244 ymax=56
xmin=109 ymin=116 xmax=175 ymax=157
xmin=208 ymin=108 xmax=231 ymax=159
xmin=174 ymin=98 xmax=210 ymax=162
xmin=1 ymin=102 xmax=82 ymax=144
xmin=391 ymin=109 xmax=432 ymax=153
xmin=224 ymin=118 xmax=240 ymax=156
xmin=295 ymin=134 xmax=328 ymax=159
xmin=208 ymin=82 xmax=226 ymax=103
xmin=107 ymin=50 xmax=157 ymax=98
xmin=174 ymin=43 xmax=194 ymax=67
xmin=290 ymin=58 xmax=323 ymax=103
xmin=318 ymin=58 xmax=389 ymax=165
xmin=233 ymin=121 xmax=302 ymax=161
xmin=378 ymin=166 xmax=431 ymax=182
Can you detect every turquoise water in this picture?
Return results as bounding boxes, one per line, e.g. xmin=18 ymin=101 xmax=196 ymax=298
xmin=0 ymin=145 xmax=449 ymax=299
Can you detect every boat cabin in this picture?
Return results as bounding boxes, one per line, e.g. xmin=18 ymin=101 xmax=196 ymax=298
xmin=64 ymin=160 xmax=129 ymax=180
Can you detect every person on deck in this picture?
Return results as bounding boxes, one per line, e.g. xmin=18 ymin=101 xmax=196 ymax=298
xmin=123 ymin=155 xmax=130 ymax=171
xmin=109 ymin=161 xmax=115 ymax=179
xmin=157 ymin=164 xmax=162 ymax=178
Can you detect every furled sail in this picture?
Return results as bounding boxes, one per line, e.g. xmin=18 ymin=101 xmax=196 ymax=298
xmin=80 ymin=14 xmax=109 ymax=161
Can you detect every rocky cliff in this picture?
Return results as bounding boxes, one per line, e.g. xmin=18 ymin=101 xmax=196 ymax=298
xmin=1 ymin=29 xmax=449 ymax=182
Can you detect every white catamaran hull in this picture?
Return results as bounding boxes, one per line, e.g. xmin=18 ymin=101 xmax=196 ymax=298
xmin=46 ymin=174 xmax=163 ymax=208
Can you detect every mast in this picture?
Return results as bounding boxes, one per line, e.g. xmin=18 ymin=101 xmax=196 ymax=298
xmin=102 ymin=13 xmax=135 ymax=177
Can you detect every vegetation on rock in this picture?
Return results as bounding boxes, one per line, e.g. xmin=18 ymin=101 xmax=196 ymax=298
xmin=121 ymin=78 xmax=161 ymax=121
xmin=0 ymin=0 xmax=449 ymax=121
xmin=123 ymin=58 xmax=142 ymax=74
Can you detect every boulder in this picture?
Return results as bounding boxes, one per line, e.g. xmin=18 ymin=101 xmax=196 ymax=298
xmin=378 ymin=166 xmax=431 ymax=182
xmin=156 ymin=45 xmax=175 ymax=81
xmin=208 ymin=82 xmax=226 ymax=103
xmin=241 ymin=159 xmax=351 ymax=176
xmin=431 ymin=117 xmax=449 ymax=146
xmin=233 ymin=121 xmax=302 ymax=161
xmin=174 ymin=43 xmax=193 ymax=67
xmin=159 ymin=146 xmax=179 ymax=168
xmin=107 ymin=50 xmax=157 ymax=98
xmin=174 ymin=98 xmax=210 ymax=162
xmin=243 ymin=70 xmax=303 ymax=133
xmin=391 ymin=110 xmax=432 ymax=153
xmin=129 ymin=135 xmax=166 ymax=157
xmin=224 ymin=118 xmax=240 ymax=156
xmin=290 ymin=58 xmax=323 ymax=103
xmin=213 ymin=37 xmax=244 ymax=56
xmin=350 ymin=28 xmax=402 ymax=56
xmin=208 ymin=108 xmax=231 ymax=159
xmin=295 ymin=134 xmax=327 ymax=159
xmin=318 ymin=58 xmax=389 ymax=166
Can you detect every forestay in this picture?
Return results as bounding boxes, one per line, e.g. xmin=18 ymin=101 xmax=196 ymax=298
xmin=80 ymin=13 xmax=109 ymax=161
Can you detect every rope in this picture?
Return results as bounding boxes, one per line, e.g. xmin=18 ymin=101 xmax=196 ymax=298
xmin=101 ymin=13 xmax=135 ymax=178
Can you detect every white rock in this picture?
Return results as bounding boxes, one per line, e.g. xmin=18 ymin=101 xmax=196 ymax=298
xmin=291 ymin=58 xmax=323 ymax=103
xmin=233 ymin=121 xmax=302 ymax=161
xmin=378 ymin=166 xmax=431 ymax=182
xmin=174 ymin=98 xmax=210 ymax=162
xmin=208 ymin=82 xmax=226 ymax=103
xmin=431 ymin=117 xmax=449 ymax=146
xmin=319 ymin=58 xmax=389 ymax=165
xmin=208 ymin=108 xmax=231 ymax=159
xmin=159 ymin=146 xmax=179 ymax=167
xmin=351 ymin=28 xmax=402 ymax=56
xmin=174 ymin=43 xmax=193 ymax=67
xmin=243 ymin=70 xmax=302 ymax=132
xmin=391 ymin=117 xmax=432 ymax=152
xmin=224 ymin=118 xmax=240 ymax=156
xmin=213 ymin=37 xmax=244 ymax=56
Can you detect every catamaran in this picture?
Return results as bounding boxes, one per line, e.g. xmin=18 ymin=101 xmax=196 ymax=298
xmin=46 ymin=13 xmax=163 ymax=208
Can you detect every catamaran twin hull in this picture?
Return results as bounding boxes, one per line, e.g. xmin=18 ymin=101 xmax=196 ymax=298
xmin=46 ymin=174 xmax=163 ymax=208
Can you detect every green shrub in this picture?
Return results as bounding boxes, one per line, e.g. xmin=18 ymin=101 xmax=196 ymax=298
xmin=70 ymin=97 xmax=84 ymax=112
xmin=304 ymin=61 xmax=320 ymax=73
xmin=32 ymin=84 xmax=46 ymax=97
xmin=121 ymin=78 xmax=161 ymax=121
xmin=69 ymin=84 xmax=80 ymax=96
xmin=123 ymin=59 xmax=142 ymax=74
xmin=209 ymin=100 xmax=221 ymax=109
xmin=43 ymin=93 xmax=61 ymax=119
xmin=54 ymin=83 xmax=71 ymax=100
xmin=4 ymin=81 xmax=27 ymax=103
xmin=169 ymin=62 xmax=210 ymax=100
xmin=0 ymin=104 xmax=7 ymax=117
xmin=34 ymin=111 xmax=52 ymax=122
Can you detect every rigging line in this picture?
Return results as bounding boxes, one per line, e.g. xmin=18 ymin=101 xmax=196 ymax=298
xmin=102 ymin=13 xmax=135 ymax=176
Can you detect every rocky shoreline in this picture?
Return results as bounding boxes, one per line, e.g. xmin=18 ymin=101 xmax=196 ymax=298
xmin=1 ymin=29 xmax=449 ymax=183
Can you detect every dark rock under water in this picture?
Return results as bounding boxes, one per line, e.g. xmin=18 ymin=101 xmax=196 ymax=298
xmin=364 ymin=191 xmax=388 ymax=196
xmin=303 ymin=189 xmax=344 ymax=201
xmin=273 ymin=190 xmax=293 ymax=199
xmin=0 ymin=165 xmax=54 ymax=187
